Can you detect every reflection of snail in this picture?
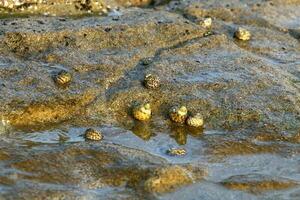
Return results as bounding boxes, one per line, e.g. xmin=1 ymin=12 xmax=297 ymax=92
xmin=234 ymin=27 xmax=251 ymax=41
xmin=188 ymin=126 xmax=204 ymax=137
xmin=171 ymin=125 xmax=188 ymax=145
xmin=53 ymin=70 xmax=72 ymax=86
xmin=144 ymin=74 xmax=160 ymax=89
xmin=131 ymin=121 xmax=153 ymax=140
xmin=186 ymin=113 xmax=204 ymax=128
xmin=133 ymin=103 xmax=152 ymax=121
xmin=166 ymin=148 xmax=186 ymax=156
xmin=169 ymin=106 xmax=188 ymax=124
xmin=84 ymin=128 xmax=103 ymax=141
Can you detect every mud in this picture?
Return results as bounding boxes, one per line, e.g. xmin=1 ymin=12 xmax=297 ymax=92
xmin=0 ymin=0 xmax=299 ymax=199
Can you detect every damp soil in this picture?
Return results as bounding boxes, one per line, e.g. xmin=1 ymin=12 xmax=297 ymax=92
xmin=0 ymin=0 xmax=299 ymax=199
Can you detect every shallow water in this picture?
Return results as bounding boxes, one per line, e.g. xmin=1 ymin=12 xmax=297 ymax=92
xmin=0 ymin=123 xmax=299 ymax=199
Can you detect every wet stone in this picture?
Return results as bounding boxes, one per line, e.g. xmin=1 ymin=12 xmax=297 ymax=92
xmin=221 ymin=174 xmax=298 ymax=194
xmin=144 ymin=165 xmax=207 ymax=193
xmin=0 ymin=0 xmax=299 ymax=199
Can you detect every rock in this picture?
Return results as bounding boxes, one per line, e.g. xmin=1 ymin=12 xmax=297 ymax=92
xmin=144 ymin=165 xmax=207 ymax=193
xmin=221 ymin=174 xmax=298 ymax=194
xmin=6 ymin=90 xmax=96 ymax=128
xmin=0 ymin=1 xmax=299 ymax=198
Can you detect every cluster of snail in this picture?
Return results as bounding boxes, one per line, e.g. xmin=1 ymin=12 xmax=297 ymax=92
xmin=133 ymin=74 xmax=204 ymax=128
xmin=51 ymin=19 xmax=251 ymax=146
xmin=133 ymin=103 xmax=204 ymax=128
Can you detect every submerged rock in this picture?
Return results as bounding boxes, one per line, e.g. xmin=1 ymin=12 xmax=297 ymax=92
xmin=144 ymin=165 xmax=207 ymax=193
xmin=53 ymin=70 xmax=72 ymax=86
xmin=221 ymin=174 xmax=298 ymax=194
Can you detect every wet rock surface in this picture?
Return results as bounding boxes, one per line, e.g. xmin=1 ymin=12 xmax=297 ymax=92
xmin=0 ymin=0 xmax=299 ymax=199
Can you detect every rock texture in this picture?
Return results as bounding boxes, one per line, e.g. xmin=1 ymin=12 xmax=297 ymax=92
xmin=0 ymin=0 xmax=299 ymax=199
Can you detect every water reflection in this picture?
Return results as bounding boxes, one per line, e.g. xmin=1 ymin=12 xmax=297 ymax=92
xmin=131 ymin=121 xmax=154 ymax=141
xmin=169 ymin=124 xmax=204 ymax=145
xmin=187 ymin=126 xmax=204 ymax=137
xmin=170 ymin=125 xmax=187 ymax=145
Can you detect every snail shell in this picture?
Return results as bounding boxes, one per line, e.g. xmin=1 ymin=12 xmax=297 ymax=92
xmin=234 ymin=27 xmax=251 ymax=41
xmin=84 ymin=128 xmax=103 ymax=141
xmin=169 ymin=106 xmax=188 ymax=123
xmin=166 ymin=148 xmax=186 ymax=156
xmin=133 ymin=103 xmax=152 ymax=121
xmin=186 ymin=113 xmax=204 ymax=128
xmin=54 ymin=70 xmax=72 ymax=86
xmin=199 ymin=17 xmax=212 ymax=28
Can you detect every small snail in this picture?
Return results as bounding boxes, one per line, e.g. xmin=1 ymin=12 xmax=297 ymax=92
xmin=169 ymin=106 xmax=188 ymax=124
xmin=133 ymin=103 xmax=152 ymax=121
xmin=144 ymin=74 xmax=160 ymax=89
xmin=84 ymin=128 xmax=103 ymax=141
xmin=166 ymin=148 xmax=186 ymax=156
xmin=234 ymin=27 xmax=251 ymax=41
xmin=186 ymin=113 xmax=204 ymax=128
xmin=53 ymin=70 xmax=72 ymax=86
xmin=199 ymin=17 xmax=212 ymax=28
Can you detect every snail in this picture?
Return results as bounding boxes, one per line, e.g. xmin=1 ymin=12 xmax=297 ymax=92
xmin=166 ymin=148 xmax=186 ymax=156
xmin=133 ymin=103 xmax=152 ymax=121
xmin=169 ymin=106 xmax=188 ymax=124
xmin=53 ymin=70 xmax=72 ymax=86
xmin=234 ymin=27 xmax=251 ymax=41
xmin=199 ymin=17 xmax=212 ymax=28
xmin=186 ymin=113 xmax=204 ymax=128
xmin=144 ymin=74 xmax=160 ymax=89
xmin=84 ymin=128 xmax=103 ymax=141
